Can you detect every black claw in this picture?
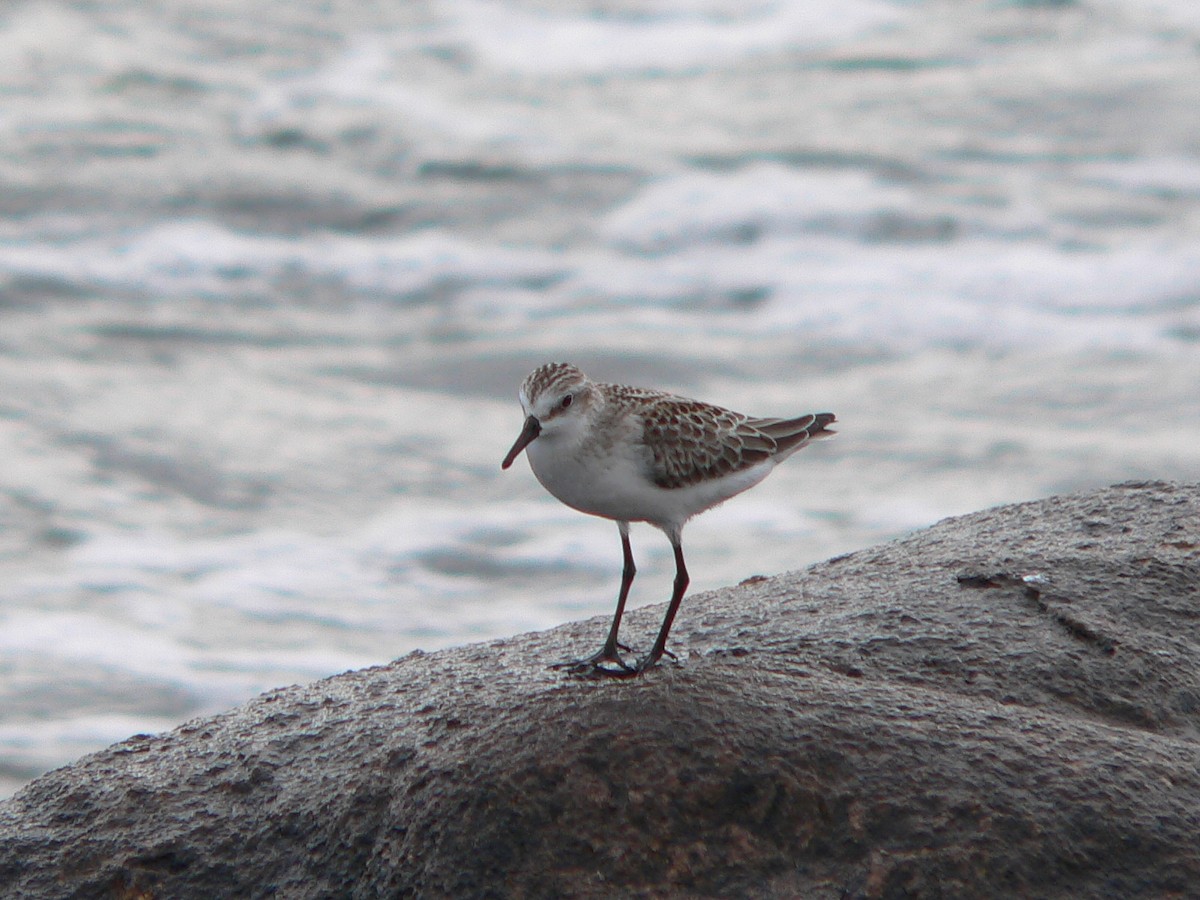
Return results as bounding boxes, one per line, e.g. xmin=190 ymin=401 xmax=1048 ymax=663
xmin=632 ymin=646 xmax=681 ymax=674
xmin=550 ymin=646 xmax=635 ymax=677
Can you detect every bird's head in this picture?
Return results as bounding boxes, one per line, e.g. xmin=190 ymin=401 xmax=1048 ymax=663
xmin=502 ymin=362 xmax=594 ymax=469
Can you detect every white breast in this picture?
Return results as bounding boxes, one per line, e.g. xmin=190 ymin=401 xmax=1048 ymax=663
xmin=526 ymin=431 xmax=776 ymax=533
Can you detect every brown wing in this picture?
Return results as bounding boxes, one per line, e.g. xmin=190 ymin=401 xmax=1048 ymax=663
xmin=633 ymin=393 xmax=835 ymax=489
xmin=748 ymin=412 xmax=837 ymax=458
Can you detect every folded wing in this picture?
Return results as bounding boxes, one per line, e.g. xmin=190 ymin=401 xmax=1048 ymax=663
xmin=638 ymin=397 xmax=836 ymax=490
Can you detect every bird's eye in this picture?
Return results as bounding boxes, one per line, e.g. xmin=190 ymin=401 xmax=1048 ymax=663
xmin=561 ymin=394 xmax=573 ymax=409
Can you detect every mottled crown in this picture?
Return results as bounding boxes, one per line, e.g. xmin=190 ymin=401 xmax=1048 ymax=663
xmin=521 ymin=362 xmax=589 ymax=405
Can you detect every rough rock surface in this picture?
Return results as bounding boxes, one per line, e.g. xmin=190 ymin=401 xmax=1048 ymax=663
xmin=2 ymin=481 xmax=1199 ymax=899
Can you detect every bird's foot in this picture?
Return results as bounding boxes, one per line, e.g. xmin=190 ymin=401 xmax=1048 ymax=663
xmin=550 ymin=645 xmax=637 ymax=678
xmin=551 ymin=645 xmax=678 ymax=679
xmin=630 ymin=646 xmax=678 ymax=674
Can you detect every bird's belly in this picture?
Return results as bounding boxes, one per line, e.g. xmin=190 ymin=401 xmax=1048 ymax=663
xmin=526 ymin=440 xmax=774 ymax=529
xmin=528 ymin=445 xmax=646 ymax=520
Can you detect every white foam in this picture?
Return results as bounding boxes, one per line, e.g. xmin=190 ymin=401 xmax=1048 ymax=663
xmin=0 ymin=611 xmax=188 ymax=680
xmin=1075 ymin=156 xmax=1200 ymax=196
xmin=47 ymin=497 xmax=615 ymax=642
xmin=1096 ymin=0 xmax=1200 ymax=31
xmin=0 ymin=221 xmax=563 ymax=298
xmin=578 ymin=209 xmax=1200 ymax=351
xmin=435 ymin=0 xmax=904 ymax=75
xmin=591 ymin=162 xmax=1200 ymax=353
xmin=600 ymin=165 xmax=912 ymax=252
xmin=238 ymin=35 xmax=523 ymax=147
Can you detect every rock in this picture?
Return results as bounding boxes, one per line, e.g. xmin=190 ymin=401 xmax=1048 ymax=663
xmin=2 ymin=481 xmax=1199 ymax=898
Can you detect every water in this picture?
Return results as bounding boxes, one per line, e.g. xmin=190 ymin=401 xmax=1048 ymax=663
xmin=2 ymin=0 xmax=1199 ymax=798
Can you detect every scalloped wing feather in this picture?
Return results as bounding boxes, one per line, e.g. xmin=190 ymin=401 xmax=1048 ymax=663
xmin=614 ymin=389 xmax=834 ymax=489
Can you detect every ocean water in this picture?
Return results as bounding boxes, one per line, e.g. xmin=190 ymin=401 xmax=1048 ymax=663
xmin=2 ymin=0 xmax=1199 ymax=798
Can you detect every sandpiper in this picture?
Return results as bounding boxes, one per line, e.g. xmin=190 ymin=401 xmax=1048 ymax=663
xmin=502 ymin=362 xmax=835 ymax=677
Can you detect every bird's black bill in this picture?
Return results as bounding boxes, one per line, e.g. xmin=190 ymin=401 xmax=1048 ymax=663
xmin=501 ymin=415 xmax=541 ymax=469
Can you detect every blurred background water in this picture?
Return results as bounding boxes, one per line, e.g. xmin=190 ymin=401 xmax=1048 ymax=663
xmin=2 ymin=0 xmax=1199 ymax=798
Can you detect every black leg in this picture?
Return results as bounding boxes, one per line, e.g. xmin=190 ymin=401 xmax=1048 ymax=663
xmin=602 ymin=524 xmax=637 ymax=656
xmin=636 ymin=536 xmax=689 ymax=673
xmin=551 ymin=522 xmax=637 ymax=675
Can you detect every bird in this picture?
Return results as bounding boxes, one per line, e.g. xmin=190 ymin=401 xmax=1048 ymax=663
xmin=501 ymin=362 xmax=835 ymax=677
